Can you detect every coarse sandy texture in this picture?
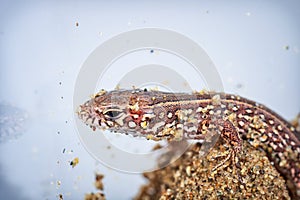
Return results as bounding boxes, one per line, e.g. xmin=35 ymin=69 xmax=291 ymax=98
xmin=134 ymin=140 xmax=290 ymax=200
xmin=84 ymin=192 xmax=106 ymax=200
xmin=84 ymin=173 xmax=106 ymax=200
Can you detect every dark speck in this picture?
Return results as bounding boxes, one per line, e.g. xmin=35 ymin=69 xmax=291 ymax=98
xmin=236 ymin=83 xmax=243 ymax=89
xmin=285 ymin=45 xmax=289 ymax=50
xmin=150 ymin=49 xmax=154 ymax=53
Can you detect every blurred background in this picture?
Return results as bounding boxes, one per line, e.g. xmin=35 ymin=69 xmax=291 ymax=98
xmin=0 ymin=1 xmax=299 ymax=199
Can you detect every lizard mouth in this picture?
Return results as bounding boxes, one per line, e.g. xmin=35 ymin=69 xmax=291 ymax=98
xmin=77 ymin=101 xmax=98 ymax=127
xmin=77 ymin=99 xmax=91 ymax=120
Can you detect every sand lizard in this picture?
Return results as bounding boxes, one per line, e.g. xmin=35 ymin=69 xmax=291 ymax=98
xmin=77 ymin=89 xmax=300 ymax=199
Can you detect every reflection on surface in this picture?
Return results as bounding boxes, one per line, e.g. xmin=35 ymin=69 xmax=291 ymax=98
xmin=0 ymin=103 xmax=28 ymax=143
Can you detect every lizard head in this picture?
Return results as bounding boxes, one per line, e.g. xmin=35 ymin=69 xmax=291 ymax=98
xmin=78 ymin=89 xmax=192 ymax=141
xmin=77 ymin=89 xmax=169 ymax=139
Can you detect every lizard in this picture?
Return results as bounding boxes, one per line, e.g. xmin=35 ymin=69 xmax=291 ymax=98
xmin=77 ymin=88 xmax=300 ymax=199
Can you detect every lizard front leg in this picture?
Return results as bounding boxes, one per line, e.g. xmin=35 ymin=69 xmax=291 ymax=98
xmin=209 ymin=119 xmax=244 ymax=183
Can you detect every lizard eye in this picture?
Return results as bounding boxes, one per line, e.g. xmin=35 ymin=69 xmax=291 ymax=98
xmin=103 ymin=109 xmax=123 ymax=119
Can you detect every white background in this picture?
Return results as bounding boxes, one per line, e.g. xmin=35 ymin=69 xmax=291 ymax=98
xmin=0 ymin=1 xmax=299 ymax=199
